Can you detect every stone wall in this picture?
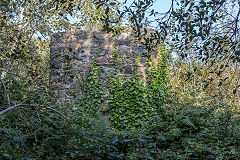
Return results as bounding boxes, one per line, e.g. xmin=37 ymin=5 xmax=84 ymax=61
xmin=50 ymin=28 xmax=157 ymax=102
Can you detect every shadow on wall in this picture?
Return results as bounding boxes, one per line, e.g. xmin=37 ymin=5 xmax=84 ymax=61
xmin=49 ymin=27 xmax=158 ymax=102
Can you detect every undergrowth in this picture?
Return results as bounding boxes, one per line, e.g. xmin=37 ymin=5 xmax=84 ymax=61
xmin=1 ymin=45 xmax=240 ymax=159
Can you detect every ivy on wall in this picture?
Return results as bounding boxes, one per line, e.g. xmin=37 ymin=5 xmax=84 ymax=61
xmin=108 ymin=72 xmax=149 ymax=130
xmin=75 ymin=66 xmax=105 ymax=116
xmin=146 ymin=43 xmax=168 ymax=118
xmin=72 ymin=43 xmax=168 ymax=130
xmin=108 ymin=43 xmax=168 ymax=130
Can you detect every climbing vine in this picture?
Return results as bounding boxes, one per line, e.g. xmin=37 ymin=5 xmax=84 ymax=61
xmin=146 ymin=43 xmax=168 ymax=117
xmin=72 ymin=42 xmax=168 ymax=130
xmin=108 ymin=43 xmax=168 ymax=130
xmin=75 ymin=66 xmax=105 ymax=116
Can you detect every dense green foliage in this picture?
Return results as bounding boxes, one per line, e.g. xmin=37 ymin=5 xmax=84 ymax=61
xmin=73 ymin=66 xmax=105 ymax=116
xmin=1 ymin=0 xmax=240 ymax=159
xmin=109 ymin=46 xmax=167 ymax=130
xmin=109 ymin=72 xmax=150 ymax=130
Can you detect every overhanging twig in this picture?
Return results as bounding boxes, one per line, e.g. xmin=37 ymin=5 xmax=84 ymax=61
xmin=0 ymin=103 xmax=68 ymax=119
xmin=0 ymin=68 xmax=27 ymax=79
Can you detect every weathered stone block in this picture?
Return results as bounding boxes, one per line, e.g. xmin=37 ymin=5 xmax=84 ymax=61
xmin=50 ymin=28 xmax=158 ymax=101
xmin=124 ymin=65 xmax=133 ymax=74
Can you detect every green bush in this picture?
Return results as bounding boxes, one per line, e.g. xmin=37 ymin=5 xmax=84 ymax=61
xmin=143 ymin=104 xmax=240 ymax=159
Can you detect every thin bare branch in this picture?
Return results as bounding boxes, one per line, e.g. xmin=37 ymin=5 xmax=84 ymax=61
xmin=0 ymin=68 xmax=48 ymax=86
xmin=0 ymin=78 xmax=11 ymax=107
xmin=0 ymin=103 xmax=23 ymax=115
xmin=19 ymin=7 xmax=25 ymax=29
xmin=0 ymin=68 xmax=27 ymax=79
xmin=0 ymin=104 xmax=68 ymax=119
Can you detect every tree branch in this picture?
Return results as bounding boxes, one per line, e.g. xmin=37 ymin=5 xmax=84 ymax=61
xmin=0 ymin=104 xmax=68 ymax=119
xmin=0 ymin=78 xmax=11 ymax=108
xmin=0 ymin=68 xmax=48 ymax=86
xmin=19 ymin=7 xmax=25 ymax=29
xmin=0 ymin=68 xmax=27 ymax=79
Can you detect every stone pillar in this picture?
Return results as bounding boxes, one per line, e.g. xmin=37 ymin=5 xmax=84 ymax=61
xmin=50 ymin=28 xmax=157 ymax=102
